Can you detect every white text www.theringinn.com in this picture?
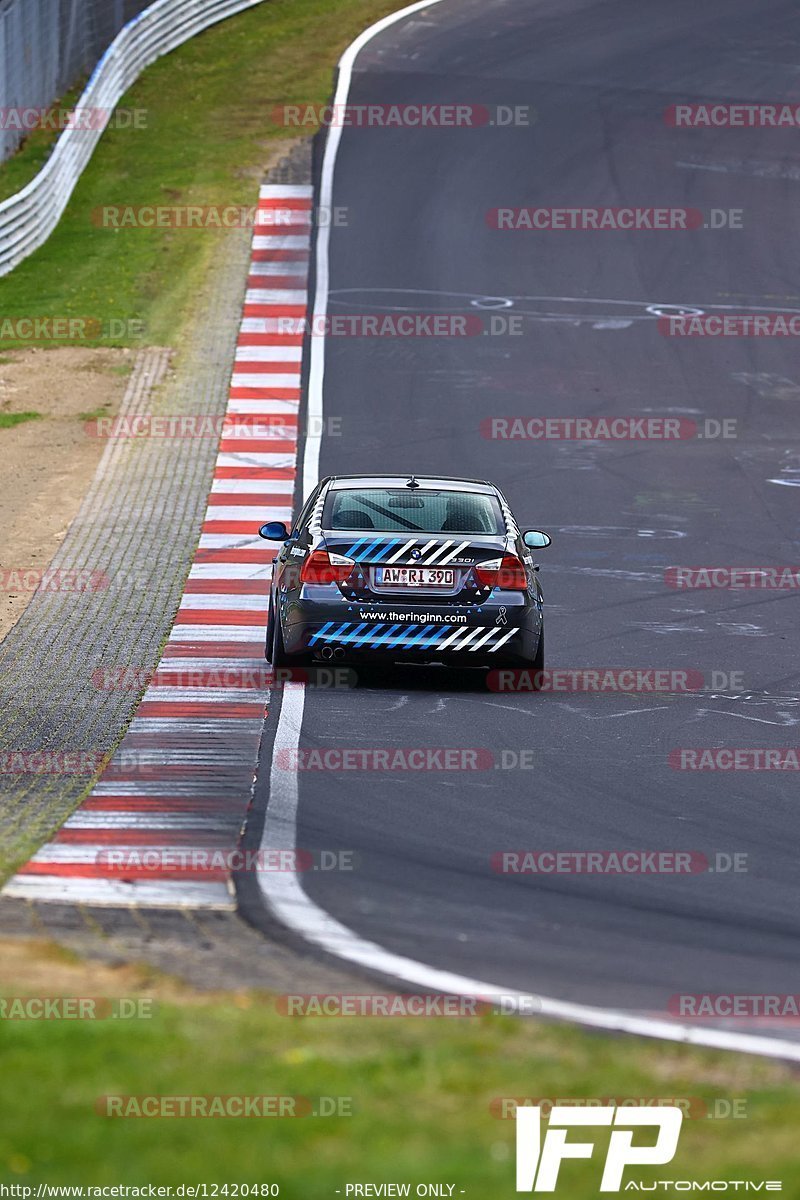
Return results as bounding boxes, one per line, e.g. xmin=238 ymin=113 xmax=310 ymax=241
xmin=359 ymin=610 xmax=467 ymax=623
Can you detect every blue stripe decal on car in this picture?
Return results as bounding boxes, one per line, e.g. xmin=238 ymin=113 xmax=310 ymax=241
xmin=352 ymin=623 xmax=382 ymax=646
xmin=403 ymin=624 xmax=435 ymax=649
xmin=355 ymin=538 xmax=383 ymax=562
xmin=345 ymin=538 xmax=369 ymax=559
xmin=370 ymin=538 xmax=400 ymax=563
xmin=384 ymin=626 xmax=417 ymax=645
xmin=416 ymin=625 xmax=451 ymax=649
xmin=328 ymin=622 xmax=352 ymax=642
xmin=309 ymin=621 xmax=335 ymax=646
xmin=311 ymin=623 xmax=480 ymax=651
xmin=370 ymin=623 xmax=402 ymax=648
xmin=332 ymin=623 xmax=367 ymax=644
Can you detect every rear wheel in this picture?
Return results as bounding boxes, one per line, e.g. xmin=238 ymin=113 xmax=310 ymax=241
xmin=485 ymin=625 xmax=544 ymax=690
xmin=265 ymin=598 xmax=276 ymax=662
xmin=270 ymin=608 xmax=287 ymax=667
xmin=269 ymin=605 xmax=311 ymax=669
xmin=531 ymin=625 xmax=544 ymax=675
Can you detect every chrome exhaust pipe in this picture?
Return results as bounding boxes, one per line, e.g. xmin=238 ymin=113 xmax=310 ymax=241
xmin=320 ymin=645 xmax=334 ymax=660
xmin=333 ymin=646 xmax=346 ymax=660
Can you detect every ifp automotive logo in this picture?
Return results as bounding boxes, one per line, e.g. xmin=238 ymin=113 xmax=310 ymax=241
xmin=515 ymin=1104 xmax=683 ymax=1192
xmin=513 ymin=1105 xmax=783 ymax=1192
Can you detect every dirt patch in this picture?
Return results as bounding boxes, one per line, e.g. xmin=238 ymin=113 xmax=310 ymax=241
xmin=0 ymin=937 xmax=253 ymax=1009
xmin=0 ymin=933 xmax=355 ymax=1014
xmin=0 ymin=347 xmax=133 ymax=640
xmin=0 ymin=902 xmax=380 ymax=999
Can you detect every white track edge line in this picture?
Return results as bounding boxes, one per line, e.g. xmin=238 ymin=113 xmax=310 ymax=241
xmin=256 ymin=0 xmax=800 ymax=1062
xmin=260 ymin=689 xmax=800 ymax=1061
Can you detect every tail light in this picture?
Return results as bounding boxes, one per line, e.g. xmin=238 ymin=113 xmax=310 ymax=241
xmin=300 ymin=548 xmax=355 ymax=585
xmin=475 ymin=554 xmax=528 ymax=591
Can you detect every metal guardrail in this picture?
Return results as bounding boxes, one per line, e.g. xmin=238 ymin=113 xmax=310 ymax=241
xmin=0 ymin=0 xmax=268 ymax=277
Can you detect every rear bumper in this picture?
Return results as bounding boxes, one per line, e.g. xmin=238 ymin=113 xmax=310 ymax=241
xmin=280 ymin=591 xmax=542 ymax=664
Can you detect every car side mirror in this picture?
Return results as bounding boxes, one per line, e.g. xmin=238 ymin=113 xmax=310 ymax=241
xmin=523 ymin=530 xmax=552 ymax=549
xmin=259 ymin=521 xmax=290 ymax=541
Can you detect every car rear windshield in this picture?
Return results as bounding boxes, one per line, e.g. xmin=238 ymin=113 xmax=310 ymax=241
xmin=323 ymin=488 xmax=504 ymax=535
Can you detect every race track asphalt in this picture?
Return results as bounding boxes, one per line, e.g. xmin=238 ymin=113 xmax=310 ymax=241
xmin=244 ymin=0 xmax=800 ymax=1034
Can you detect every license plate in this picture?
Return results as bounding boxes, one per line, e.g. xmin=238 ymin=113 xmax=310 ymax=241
xmin=374 ymin=567 xmax=455 ymax=589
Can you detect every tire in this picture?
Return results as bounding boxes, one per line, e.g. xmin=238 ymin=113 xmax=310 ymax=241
xmin=265 ymin=597 xmax=275 ymax=662
xmin=531 ymin=624 xmax=544 ymax=675
xmin=270 ymin=605 xmax=311 ymax=668
xmin=270 ymin=606 xmax=288 ymax=667
xmin=485 ymin=624 xmax=544 ymax=690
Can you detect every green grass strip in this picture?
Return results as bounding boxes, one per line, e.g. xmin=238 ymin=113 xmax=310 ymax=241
xmin=0 ymin=0 xmax=402 ymax=351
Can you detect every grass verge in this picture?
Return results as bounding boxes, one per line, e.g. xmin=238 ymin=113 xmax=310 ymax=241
xmin=0 ymin=940 xmax=798 ymax=1194
xmin=0 ymin=412 xmax=41 ymax=429
xmin=0 ymin=0 xmax=402 ymax=351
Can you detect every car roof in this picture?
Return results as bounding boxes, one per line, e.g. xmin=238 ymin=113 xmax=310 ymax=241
xmin=325 ymin=474 xmax=497 ymax=495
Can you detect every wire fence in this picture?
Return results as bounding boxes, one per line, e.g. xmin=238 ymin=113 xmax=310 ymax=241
xmin=0 ymin=0 xmax=151 ymax=162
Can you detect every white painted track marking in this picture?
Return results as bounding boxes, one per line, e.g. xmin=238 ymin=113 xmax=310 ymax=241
xmin=255 ymin=1 xmax=800 ymax=1062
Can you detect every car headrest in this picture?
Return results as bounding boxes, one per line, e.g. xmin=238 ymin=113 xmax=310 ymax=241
xmin=441 ymin=497 xmax=485 ymax=532
xmin=331 ymin=508 xmax=375 ymax=530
